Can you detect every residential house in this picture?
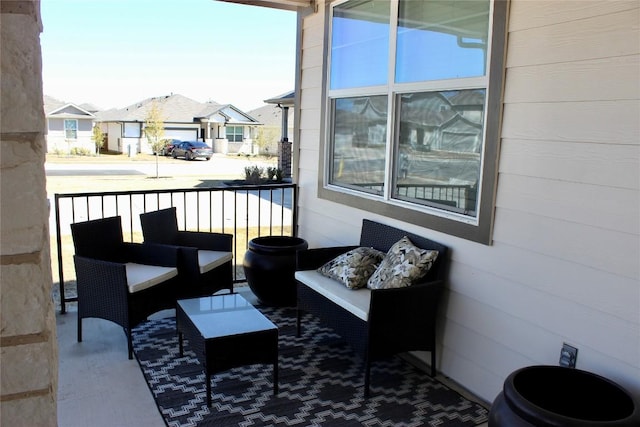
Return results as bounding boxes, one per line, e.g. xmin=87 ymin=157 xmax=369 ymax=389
xmin=94 ymin=93 xmax=262 ymax=155
xmin=249 ymin=91 xmax=295 ymax=158
xmin=220 ymin=0 xmax=640 ymax=404
xmin=44 ymin=95 xmax=97 ymax=154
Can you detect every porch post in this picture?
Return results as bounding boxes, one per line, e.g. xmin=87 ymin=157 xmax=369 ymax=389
xmin=278 ymin=105 xmax=292 ymax=178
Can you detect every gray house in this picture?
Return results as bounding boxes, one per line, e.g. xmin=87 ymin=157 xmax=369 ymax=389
xmin=44 ymin=95 xmax=97 ymax=154
xmin=94 ymin=93 xmax=262 ymax=155
xmin=249 ymin=91 xmax=295 ymax=157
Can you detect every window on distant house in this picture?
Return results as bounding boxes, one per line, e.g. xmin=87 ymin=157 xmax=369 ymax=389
xmin=64 ymin=119 xmax=78 ymax=140
xmin=226 ymin=126 xmax=243 ymax=142
xmin=320 ymin=0 xmax=508 ymax=244
xmin=124 ymin=122 xmax=142 ymax=138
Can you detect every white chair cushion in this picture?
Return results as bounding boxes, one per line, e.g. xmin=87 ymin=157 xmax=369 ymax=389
xmin=295 ymin=270 xmax=371 ymax=321
xmin=198 ymin=250 xmax=233 ymax=274
xmin=125 ymin=263 xmax=178 ymax=294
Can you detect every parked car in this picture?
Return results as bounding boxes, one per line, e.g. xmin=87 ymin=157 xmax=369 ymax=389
xmin=153 ymin=139 xmax=180 ymax=156
xmin=172 ymin=141 xmax=213 ymax=161
xmin=162 ymin=139 xmax=180 ymax=156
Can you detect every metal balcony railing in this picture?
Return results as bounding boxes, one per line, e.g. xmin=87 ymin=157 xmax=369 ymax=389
xmin=359 ymin=182 xmax=477 ymax=213
xmin=53 ymin=182 xmax=297 ymax=313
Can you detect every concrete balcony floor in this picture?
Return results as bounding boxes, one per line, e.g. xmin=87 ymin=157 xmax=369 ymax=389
xmin=56 ymin=285 xmax=488 ymax=426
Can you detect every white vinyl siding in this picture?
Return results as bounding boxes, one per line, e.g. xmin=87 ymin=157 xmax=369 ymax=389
xmin=295 ymin=0 xmax=640 ymax=403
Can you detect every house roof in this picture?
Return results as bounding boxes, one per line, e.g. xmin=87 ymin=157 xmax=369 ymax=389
xmin=44 ymin=95 xmax=96 ymax=119
xmin=248 ymin=104 xmax=280 ymax=127
xmin=250 ymin=90 xmax=295 ymax=126
xmin=44 ymin=95 xmax=66 ymax=114
xmin=78 ymin=102 xmax=101 ymax=113
xmin=248 ymin=103 xmax=295 ymax=127
xmin=95 ymin=94 xmax=259 ymax=125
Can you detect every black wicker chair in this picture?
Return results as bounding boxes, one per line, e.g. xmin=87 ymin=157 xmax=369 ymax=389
xmin=295 ymin=219 xmax=449 ymax=397
xmin=71 ymin=216 xmax=180 ymax=359
xmin=139 ymin=207 xmax=233 ymax=298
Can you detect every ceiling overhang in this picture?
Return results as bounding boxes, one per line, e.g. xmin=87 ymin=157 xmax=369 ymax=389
xmin=264 ymin=90 xmax=295 ymax=107
xmin=215 ymin=0 xmax=311 ymax=12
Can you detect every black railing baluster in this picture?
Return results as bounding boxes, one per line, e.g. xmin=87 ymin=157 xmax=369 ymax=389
xmin=257 ymin=189 xmax=262 ymax=235
xmin=128 ymin=195 xmax=133 ymax=242
xmin=233 ymin=189 xmax=238 ymax=281
xmin=196 ymin=191 xmax=201 ymax=232
xmin=54 ymin=195 xmax=67 ymax=313
xmin=209 ymin=191 xmax=213 ymax=232
xmin=245 ymin=189 xmax=250 ymax=241
xmin=279 ymin=188 xmax=283 ymax=236
xmin=268 ymin=189 xmax=273 ymax=236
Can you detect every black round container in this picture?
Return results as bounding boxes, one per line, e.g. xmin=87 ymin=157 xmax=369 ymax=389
xmin=243 ymin=236 xmax=308 ymax=307
xmin=489 ymin=365 xmax=640 ymax=426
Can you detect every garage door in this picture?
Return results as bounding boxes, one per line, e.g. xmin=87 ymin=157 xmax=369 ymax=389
xmin=164 ymin=129 xmax=198 ymax=141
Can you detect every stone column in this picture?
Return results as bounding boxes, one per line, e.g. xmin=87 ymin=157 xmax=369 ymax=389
xmin=277 ymin=106 xmax=292 ymax=178
xmin=0 ymin=1 xmax=59 ymax=425
xmin=278 ymin=139 xmax=292 ymax=179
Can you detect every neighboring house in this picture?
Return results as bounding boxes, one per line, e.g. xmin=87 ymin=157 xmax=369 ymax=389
xmin=221 ymin=0 xmax=640 ymax=404
xmin=94 ymin=94 xmax=261 ymax=155
xmin=44 ymin=95 xmax=97 ymax=154
xmin=249 ymin=91 xmax=295 ymax=156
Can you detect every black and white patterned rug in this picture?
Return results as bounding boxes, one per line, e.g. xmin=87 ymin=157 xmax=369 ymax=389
xmin=132 ymin=306 xmax=488 ymax=427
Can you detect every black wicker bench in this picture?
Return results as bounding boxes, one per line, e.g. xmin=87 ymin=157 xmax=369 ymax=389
xmin=295 ymin=219 xmax=449 ymax=397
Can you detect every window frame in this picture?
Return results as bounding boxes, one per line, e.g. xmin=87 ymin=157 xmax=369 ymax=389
xmin=317 ymin=0 xmax=509 ymax=245
xmin=123 ymin=122 xmax=142 ymax=138
xmin=64 ymin=119 xmax=78 ymax=140
xmin=226 ymin=125 xmax=244 ymax=142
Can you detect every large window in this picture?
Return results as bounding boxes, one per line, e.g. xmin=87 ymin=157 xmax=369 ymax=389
xmin=64 ymin=119 xmax=78 ymax=140
xmin=322 ymin=0 xmax=507 ymax=243
xmin=226 ymin=126 xmax=243 ymax=142
xmin=123 ymin=122 xmax=141 ymax=138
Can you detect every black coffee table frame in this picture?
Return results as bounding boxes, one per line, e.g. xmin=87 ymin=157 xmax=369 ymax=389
xmin=176 ymin=294 xmax=278 ymax=407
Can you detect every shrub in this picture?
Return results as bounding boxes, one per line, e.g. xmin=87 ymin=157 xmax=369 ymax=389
xmin=243 ymin=165 xmax=284 ymax=184
xmin=266 ymin=167 xmax=284 ymax=182
xmin=244 ymin=165 xmax=264 ymax=184
xmin=70 ymin=147 xmax=93 ymax=156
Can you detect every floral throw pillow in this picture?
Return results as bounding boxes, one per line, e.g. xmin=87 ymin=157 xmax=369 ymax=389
xmin=367 ymin=236 xmax=439 ymax=290
xmin=317 ymin=247 xmax=386 ymax=289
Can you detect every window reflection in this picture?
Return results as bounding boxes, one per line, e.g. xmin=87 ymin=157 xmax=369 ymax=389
xmin=396 ymin=0 xmax=489 ymax=83
xmin=394 ymin=90 xmax=485 ymax=215
xmin=64 ymin=119 xmax=78 ymax=140
xmin=330 ymin=96 xmax=388 ymax=193
xmin=331 ymin=0 xmax=390 ymax=89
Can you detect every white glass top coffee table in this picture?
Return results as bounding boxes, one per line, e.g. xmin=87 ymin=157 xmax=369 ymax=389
xmin=176 ymin=293 xmax=278 ymax=407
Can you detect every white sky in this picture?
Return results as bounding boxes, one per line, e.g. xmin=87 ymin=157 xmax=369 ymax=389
xmin=40 ymin=0 xmax=297 ymax=111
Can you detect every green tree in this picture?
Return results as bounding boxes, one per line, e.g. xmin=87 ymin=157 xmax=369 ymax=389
xmin=144 ymin=100 xmax=166 ymax=178
xmin=255 ymin=126 xmax=279 ymax=157
xmin=91 ymin=124 xmax=104 ymax=156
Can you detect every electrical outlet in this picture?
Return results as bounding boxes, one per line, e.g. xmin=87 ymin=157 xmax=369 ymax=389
xmin=559 ymin=343 xmax=578 ymax=368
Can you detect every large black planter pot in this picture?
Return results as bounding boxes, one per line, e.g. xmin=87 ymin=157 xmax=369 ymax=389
xmin=489 ymin=365 xmax=640 ymax=427
xmin=243 ymin=236 xmax=308 ymax=307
